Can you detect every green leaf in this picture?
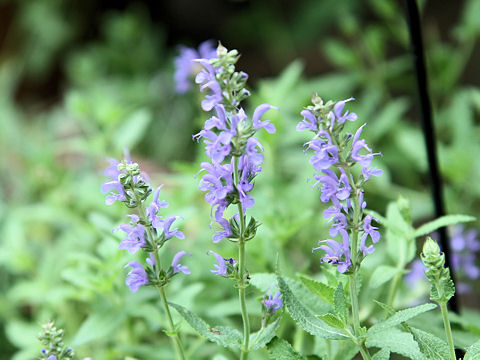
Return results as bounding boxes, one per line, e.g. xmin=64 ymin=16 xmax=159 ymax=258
xmin=267 ymin=336 xmax=307 ymax=360
xmin=169 ymin=302 xmax=241 ymax=349
xmin=369 ymin=265 xmax=403 ymax=289
xmin=114 ymin=108 xmax=152 ymax=150
xmin=250 ymin=316 xmax=282 ymax=350
xmin=368 ymin=303 xmax=437 ymax=335
xmin=465 ymin=339 xmax=480 ymax=360
xmin=332 ymin=340 xmax=358 ymax=360
xmin=278 ymin=276 xmax=347 ymax=339
xmin=373 ymin=300 xmax=395 ymax=317
xmin=333 ymin=282 xmax=347 ymax=322
xmin=413 ymin=215 xmax=476 ymax=238
xmin=316 ymin=313 xmax=344 ymax=329
xmin=366 ymin=327 xmax=423 ymax=360
xmin=298 ymin=274 xmax=335 ymax=304
xmin=371 ymin=348 xmax=390 ymax=360
xmin=410 ymin=327 xmax=450 ymax=360
xmin=72 ymin=307 xmax=126 ymax=346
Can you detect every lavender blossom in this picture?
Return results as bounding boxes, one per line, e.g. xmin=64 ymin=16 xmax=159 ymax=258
xmin=171 ymin=251 xmax=191 ymax=275
xmin=101 ymin=158 xmax=126 ymax=205
xmin=298 ymin=96 xmax=382 ymax=273
xmin=124 ymin=261 xmax=149 ymax=293
xmin=208 ymin=250 xmax=228 ymax=276
xmin=174 ymin=40 xmax=217 ymax=93
xmin=116 ymin=220 xmax=146 ymax=254
xmin=262 ymin=290 xmax=283 ymax=314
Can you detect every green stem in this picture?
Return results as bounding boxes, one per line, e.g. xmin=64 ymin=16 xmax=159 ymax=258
xmin=158 ymin=286 xmax=187 ymax=360
xmin=234 ymin=156 xmax=251 ymax=360
xmin=386 ymin=272 xmax=401 ymax=308
xmin=440 ymin=302 xmax=456 ymax=360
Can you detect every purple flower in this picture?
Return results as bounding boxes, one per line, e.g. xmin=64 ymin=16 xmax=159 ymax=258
xmin=208 ymin=250 xmax=228 ymax=276
xmin=47 ymin=356 xmax=57 ymax=360
xmin=360 ymin=215 xmax=380 ymax=255
xmin=262 ymin=290 xmax=283 ymax=314
xmin=405 ymin=259 xmax=427 ymax=286
xmin=174 ymin=40 xmax=217 ymax=93
xmin=449 ymin=225 xmax=480 ymax=281
xmin=313 ymin=229 xmax=351 ymax=273
xmin=297 ymin=109 xmax=318 ymax=132
xmin=162 ymin=216 xmax=185 ymax=240
xmin=307 ymin=139 xmax=338 ymax=171
xmin=146 ymin=186 xmax=169 ymax=228
xmin=116 ymin=220 xmax=146 ymax=254
xmin=171 ymin=251 xmax=191 ymax=275
xmin=351 ymin=124 xmax=382 ymax=180
xmin=101 ymin=158 xmax=126 ymax=205
xmin=195 ymin=59 xmax=223 ymax=111
xmin=212 ymin=217 xmax=233 ymax=243
xmin=331 ymin=97 xmax=357 ymax=126
xmin=252 ymin=104 xmax=277 ymax=133
xmin=124 ymin=261 xmax=149 ymax=293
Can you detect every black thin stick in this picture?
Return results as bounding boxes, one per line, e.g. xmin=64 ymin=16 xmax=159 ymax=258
xmin=403 ymin=0 xmax=459 ymax=313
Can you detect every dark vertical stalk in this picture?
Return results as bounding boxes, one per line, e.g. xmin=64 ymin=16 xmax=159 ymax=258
xmin=403 ymin=0 xmax=459 ymax=313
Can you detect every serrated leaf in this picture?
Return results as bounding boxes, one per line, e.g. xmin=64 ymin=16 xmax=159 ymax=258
xmin=317 ymin=313 xmax=344 ymax=329
xmin=250 ymin=316 xmax=282 ymax=350
xmin=169 ymin=302 xmax=241 ymax=349
xmin=371 ymin=348 xmax=390 ymax=360
xmin=298 ymin=274 xmax=335 ymax=304
xmin=373 ymin=300 xmax=395 ymax=317
xmin=333 ymin=282 xmax=346 ymax=322
xmin=413 ymin=215 xmax=476 ymax=238
xmin=366 ymin=328 xmax=423 ymax=360
xmin=465 ymin=339 xmax=480 ymax=360
xmin=410 ymin=327 xmax=450 ymax=360
xmin=278 ymin=276 xmax=347 ymax=339
xmin=369 ymin=265 xmax=403 ymax=289
xmin=368 ymin=303 xmax=437 ymax=335
xmin=267 ymin=336 xmax=307 ymax=360
xmin=332 ymin=340 xmax=358 ymax=360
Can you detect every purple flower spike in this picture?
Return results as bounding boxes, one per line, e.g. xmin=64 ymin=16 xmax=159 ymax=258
xmin=208 ymin=250 xmax=228 ymax=276
xmin=147 ymin=186 xmax=169 ymax=227
xmin=252 ymin=104 xmax=278 ymax=133
xmin=171 ymin=251 xmax=191 ymax=275
xmin=124 ymin=261 xmax=149 ymax=293
xmin=313 ymin=229 xmax=351 ymax=273
xmin=360 ymin=215 xmax=380 ymax=256
xmin=47 ymin=356 xmax=57 ymax=360
xmin=333 ymin=97 xmax=357 ymax=124
xmin=297 ymin=109 xmax=318 ymax=132
xmin=262 ymin=290 xmax=283 ymax=314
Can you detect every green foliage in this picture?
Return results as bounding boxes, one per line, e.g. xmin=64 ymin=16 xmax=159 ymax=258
xmin=267 ymin=337 xmax=306 ymax=360
xmin=169 ymin=302 xmax=242 ymax=349
xmin=413 ymin=215 xmax=476 ymax=238
xmin=367 ymin=303 xmax=437 ymax=335
xmin=250 ymin=317 xmax=282 ymax=350
xmin=297 ymin=274 xmax=335 ymax=305
xmin=333 ymin=283 xmax=347 ymax=324
xmin=371 ymin=348 xmax=390 ymax=360
xmin=465 ymin=340 xmax=480 ymax=360
xmin=366 ymin=327 xmax=423 ymax=360
xmin=409 ymin=327 xmax=450 ymax=360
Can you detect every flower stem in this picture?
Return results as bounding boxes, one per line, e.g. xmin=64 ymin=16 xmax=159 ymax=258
xmin=440 ymin=302 xmax=456 ymax=360
xmin=158 ymin=286 xmax=187 ymax=360
xmin=234 ymin=156 xmax=251 ymax=360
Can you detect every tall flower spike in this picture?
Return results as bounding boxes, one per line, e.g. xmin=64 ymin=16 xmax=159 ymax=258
xmin=298 ymin=96 xmax=382 ymax=273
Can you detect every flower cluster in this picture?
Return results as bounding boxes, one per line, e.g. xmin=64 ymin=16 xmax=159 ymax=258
xmin=262 ymin=289 xmax=283 ymax=315
xmin=39 ymin=321 xmax=92 ymax=360
xmin=102 ymin=154 xmax=190 ymax=293
xmin=193 ymin=44 xmax=276 ymax=248
xmin=298 ymin=95 xmax=382 ymax=273
xmin=174 ymin=40 xmax=217 ymax=94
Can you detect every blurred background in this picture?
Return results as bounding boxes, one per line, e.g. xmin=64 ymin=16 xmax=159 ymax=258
xmin=1 ymin=0 xmax=480 ymax=359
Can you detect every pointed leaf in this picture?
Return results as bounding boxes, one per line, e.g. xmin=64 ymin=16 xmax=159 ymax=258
xmin=278 ymin=276 xmax=347 ymax=339
xmin=410 ymin=327 xmax=450 ymax=360
xmin=317 ymin=313 xmax=344 ymax=329
xmin=366 ymin=328 xmax=423 ymax=360
xmin=373 ymin=300 xmax=395 ymax=317
xmin=465 ymin=339 xmax=480 ymax=360
xmin=368 ymin=303 xmax=437 ymax=335
xmin=414 ymin=215 xmax=476 ymax=238
xmin=371 ymin=348 xmax=390 ymax=360
xmin=250 ymin=316 xmax=282 ymax=350
xmin=267 ymin=336 xmax=307 ymax=360
xmin=169 ymin=302 xmax=241 ymax=349
xmin=333 ymin=282 xmax=347 ymax=322
xmin=298 ymin=274 xmax=335 ymax=304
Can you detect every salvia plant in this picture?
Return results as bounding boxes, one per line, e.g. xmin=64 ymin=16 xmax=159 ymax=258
xmin=35 ymin=42 xmax=479 ymax=360
xmin=101 ymin=153 xmax=190 ymax=359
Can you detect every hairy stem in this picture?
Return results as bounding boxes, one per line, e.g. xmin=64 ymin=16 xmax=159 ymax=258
xmin=158 ymin=286 xmax=186 ymax=360
xmin=440 ymin=302 xmax=456 ymax=360
xmin=233 ymin=156 xmax=251 ymax=360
